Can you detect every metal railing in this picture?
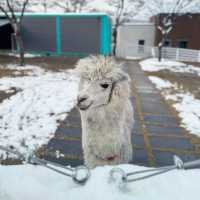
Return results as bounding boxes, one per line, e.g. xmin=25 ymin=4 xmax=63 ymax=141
xmin=0 ymin=145 xmax=91 ymax=185
xmin=117 ymin=44 xmax=200 ymax=63
xmin=0 ymin=145 xmax=200 ymax=190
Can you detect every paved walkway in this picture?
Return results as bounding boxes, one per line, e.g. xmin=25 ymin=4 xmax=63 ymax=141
xmin=42 ymin=60 xmax=200 ymax=167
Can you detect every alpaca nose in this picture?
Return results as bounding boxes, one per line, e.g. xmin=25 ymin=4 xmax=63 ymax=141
xmin=77 ymin=95 xmax=88 ymax=105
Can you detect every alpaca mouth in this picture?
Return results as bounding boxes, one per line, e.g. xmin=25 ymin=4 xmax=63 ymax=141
xmin=95 ymin=154 xmax=118 ymax=162
xmin=106 ymin=155 xmax=118 ymax=162
xmin=78 ymin=101 xmax=93 ymax=111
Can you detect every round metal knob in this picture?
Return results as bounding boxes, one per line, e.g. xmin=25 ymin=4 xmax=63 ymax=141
xmin=72 ymin=166 xmax=91 ymax=185
xmin=109 ymin=167 xmax=127 ymax=183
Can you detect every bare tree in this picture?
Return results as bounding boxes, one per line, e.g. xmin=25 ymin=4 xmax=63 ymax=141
xmin=0 ymin=0 xmax=29 ymax=66
xmin=41 ymin=0 xmax=48 ymax=12
xmin=30 ymin=0 xmax=56 ymax=12
xmin=146 ymin=0 xmax=198 ymax=61
xmin=54 ymin=0 xmax=88 ymax=13
xmin=108 ymin=0 xmax=144 ymax=56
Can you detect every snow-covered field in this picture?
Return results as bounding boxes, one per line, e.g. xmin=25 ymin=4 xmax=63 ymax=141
xmin=140 ymin=58 xmax=200 ymax=76
xmin=140 ymin=58 xmax=200 ymax=138
xmin=0 ymin=164 xmax=199 ymax=200
xmin=0 ymin=64 xmax=79 ymax=157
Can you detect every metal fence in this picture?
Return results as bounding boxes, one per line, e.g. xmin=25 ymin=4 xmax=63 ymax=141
xmin=117 ymin=44 xmax=200 ymax=63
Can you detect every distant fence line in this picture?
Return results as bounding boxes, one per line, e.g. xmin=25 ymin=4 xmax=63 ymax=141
xmin=116 ymin=44 xmax=200 ymax=63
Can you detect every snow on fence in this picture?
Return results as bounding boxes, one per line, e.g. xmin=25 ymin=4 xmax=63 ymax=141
xmin=117 ymin=44 xmax=200 ymax=63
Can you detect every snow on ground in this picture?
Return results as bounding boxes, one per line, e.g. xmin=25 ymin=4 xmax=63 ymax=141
xmin=0 ymin=64 xmax=79 ymax=156
xmin=148 ymin=76 xmax=173 ymax=90
xmin=0 ymin=64 xmax=46 ymax=77
xmin=0 ymin=164 xmax=199 ymax=200
xmin=8 ymin=53 xmax=42 ymax=58
xmin=140 ymin=58 xmax=200 ymax=76
xmin=149 ymin=76 xmax=200 ymax=138
xmin=172 ymin=93 xmax=200 ymax=137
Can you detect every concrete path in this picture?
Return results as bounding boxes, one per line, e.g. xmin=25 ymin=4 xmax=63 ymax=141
xmin=42 ymin=60 xmax=200 ymax=167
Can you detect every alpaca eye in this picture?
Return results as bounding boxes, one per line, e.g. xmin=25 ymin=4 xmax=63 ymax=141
xmin=100 ymin=83 xmax=109 ymax=89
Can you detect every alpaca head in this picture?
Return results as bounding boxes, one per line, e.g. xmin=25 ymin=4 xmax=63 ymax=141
xmin=75 ymin=56 xmax=130 ymax=111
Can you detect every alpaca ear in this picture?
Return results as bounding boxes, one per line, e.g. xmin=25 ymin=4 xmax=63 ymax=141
xmin=116 ymin=71 xmax=130 ymax=83
xmin=111 ymin=71 xmax=130 ymax=97
xmin=113 ymin=84 xmax=121 ymax=97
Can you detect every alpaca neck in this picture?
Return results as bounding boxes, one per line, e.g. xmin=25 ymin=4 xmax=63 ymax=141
xmin=80 ymin=98 xmax=127 ymax=137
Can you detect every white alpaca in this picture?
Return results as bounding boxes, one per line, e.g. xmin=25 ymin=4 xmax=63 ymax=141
xmin=75 ymin=56 xmax=134 ymax=169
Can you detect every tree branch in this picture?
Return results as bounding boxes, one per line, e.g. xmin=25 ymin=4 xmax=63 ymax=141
xmin=54 ymin=1 xmax=69 ymax=11
xmin=0 ymin=5 xmax=12 ymax=23
xmin=6 ymin=0 xmax=17 ymax=22
xmin=20 ymin=0 xmax=29 ymax=23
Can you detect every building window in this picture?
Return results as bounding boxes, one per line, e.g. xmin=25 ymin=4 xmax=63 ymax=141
xmin=163 ymin=39 xmax=171 ymax=47
xmin=138 ymin=40 xmax=145 ymax=46
xmin=177 ymin=40 xmax=188 ymax=48
xmin=138 ymin=40 xmax=145 ymax=53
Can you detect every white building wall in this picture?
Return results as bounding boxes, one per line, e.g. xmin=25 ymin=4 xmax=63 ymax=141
xmin=116 ymin=23 xmax=155 ymax=58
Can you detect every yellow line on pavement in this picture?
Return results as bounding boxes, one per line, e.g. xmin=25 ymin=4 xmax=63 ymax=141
xmin=130 ymin=75 xmax=156 ymax=167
